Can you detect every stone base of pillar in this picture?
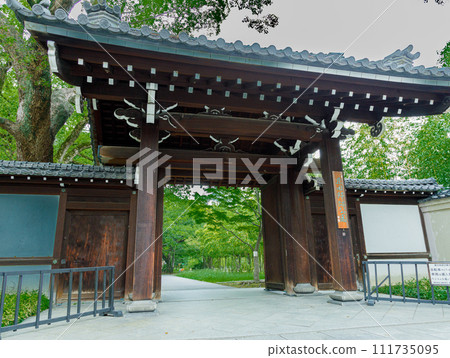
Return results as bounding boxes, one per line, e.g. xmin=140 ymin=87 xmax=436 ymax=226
xmin=328 ymin=291 xmax=363 ymax=305
xmin=126 ymin=300 xmax=157 ymax=313
xmin=293 ymin=283 xmax=316 ymax=294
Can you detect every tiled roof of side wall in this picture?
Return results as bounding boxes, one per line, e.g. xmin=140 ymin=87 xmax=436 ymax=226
xmin=0 ymin=160 xmax=128 ymax=180
xmin=419 ymin=189 xmax=450 ymax=203
xmin=6 ymin=0 xmax=450 ymax=87
xmin=0 ymin=161 xmax=443 ymax=193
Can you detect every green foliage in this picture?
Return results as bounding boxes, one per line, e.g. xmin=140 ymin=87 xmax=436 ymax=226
xmin=53 ymin=103 xmax=94 ymax=165
xmin=113 ymin=0 xmax=278 ymax=35
xmin=378 ymin=278 xmax=449 ymax=301
xmin=176 ymin=268 xmax=264 ymax=283
xmin=407 ymin=115 xmax=450 ymax=187
xmin=1 ymin=290 xmax=50 ymax=327
xmin=162 ymin=185 xmax=200 ymax=273
xmin=438 ymin=41 xmax=449 ymax=67
xmin=161 ymin=185 xmax=264 ymax=276
xmin=342 ymin=114 xmax=450 ymax=187
xmin=0 ymin=69 xmax=18 ymax=160
xmin=190 ymin=187 xmax=262 ymax=254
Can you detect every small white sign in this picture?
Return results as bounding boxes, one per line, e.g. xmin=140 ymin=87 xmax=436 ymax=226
xmin=253 ymin=251 xmax=258 ymax=257
xmin=428 ymin=262 xmax=450 ymax=286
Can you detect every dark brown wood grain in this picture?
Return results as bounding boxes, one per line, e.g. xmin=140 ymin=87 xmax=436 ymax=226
xmin=132 ymin=122 xmax=160 ymax=300
xmin=304 ymin=197 xmax=318 ymax=289
xmin=60 ymin=210 xmax=128 ymax=298
xmin=278 ymin=171 xmax=312 ymax=294
xmin=261 ymin=177 xmax=285 ymax=291
xmin=125 ymin=191 xmax=138 ymax=299
xmin=153 ymin=175 xmax=165 ymax=300
xmin=320 ymin=137 xmax=357 ymax=291
xmin=52 ymin=189 xmax=68 ymax=269
xmin=311 ymin=214 xmax=333 ymax=285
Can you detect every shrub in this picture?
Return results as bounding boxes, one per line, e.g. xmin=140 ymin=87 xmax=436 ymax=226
xmin=377 ymin=278 xmax=449 ymax=301
xmin=1 ymin=290 xmax=50 ymax=327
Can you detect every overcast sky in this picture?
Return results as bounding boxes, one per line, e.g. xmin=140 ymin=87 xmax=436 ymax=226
xmin=2 ymin=0 xmax=449 ymax=67
xmin=209 ymin=0 xmax=450 ymax=67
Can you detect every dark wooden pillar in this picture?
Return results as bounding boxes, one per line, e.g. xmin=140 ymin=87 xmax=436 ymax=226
xmin=279 ymin=169 xmax=312 ymax=294
xmin=261 ymin=173 xmax=313 ymax=294
xmin=320 ymin=136 xmax=357 ymax=291
xmin=261 ymin=177 xmax=285 ymax=291
xmin=304 ymin=196 xmax=318 ymax=290
xmin=125 ymin=190 xmax=137 ymax=299
xmin=133 ymin=122 xmax=159 ymax=301
xmin=153 ymin=170 xmax=165 ymax=300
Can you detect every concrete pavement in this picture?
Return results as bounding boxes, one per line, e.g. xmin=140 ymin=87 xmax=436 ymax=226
xmin=3 ymin=275 xmax=450 ymax=340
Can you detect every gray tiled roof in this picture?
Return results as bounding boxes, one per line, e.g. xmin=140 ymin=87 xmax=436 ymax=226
xmin=6 ymin=0 xmax=450 ymax=86
xmin=419 ymin=189 xmax=450 ymax=203
xmin=344 ymin=178 xmax=442 ymax=193
xmin=0 ymin=160 xmax=128 ymax=180
xmin=0 ymin=161 xmax=443 ymax=193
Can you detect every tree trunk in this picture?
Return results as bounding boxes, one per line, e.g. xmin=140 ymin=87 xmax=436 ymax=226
xmin=253 ymin=251 xmax=260 ymax=282
xmin=13 ymin=42 xmax=53 ymax=162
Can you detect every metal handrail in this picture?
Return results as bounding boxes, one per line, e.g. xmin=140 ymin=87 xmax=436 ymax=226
xmin=363 ymin=260 xmax=450 ymax=306
xmin=0 ymin=266 xmax=122 ymax=338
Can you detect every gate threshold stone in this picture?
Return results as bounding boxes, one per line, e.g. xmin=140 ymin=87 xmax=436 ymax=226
xmin=294 ymin=283 xmax=316 ymax=294
xmin=126 ymin=300 xmax=157 ymax=313
xmin=328 ymin=291 xmax=363 ymax=305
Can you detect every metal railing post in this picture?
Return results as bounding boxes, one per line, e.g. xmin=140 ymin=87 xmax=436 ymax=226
xmin=362 ymin=262 xmax=367 ymax=301
xmin=13 ymin=275 xmax=23 ymax=330
xmin=67 ymin=270 xmax=73 ymax=322
xmin=102 ymin=270 xmax=106 ymax=310
xmin=0 ymin=266 xmax=120 ymax=335
xmin=400 ymin=263 xmax=406 ymax=303
xmin=374 ymin=263 xmax=379 ymax=300
xmin=48 ymin=273 xmax=54 ymax=322
xmin=0 ymin=273 xmax=7 ymax=334
xmin=415 ymin=264 xmax=420 ymax=303
xmin=109 ymin=266 xmax=115 ymax=312
xmin=94 ymin=268 xmax=99 ymax=317
xmin=78 ymin=272 xmax=83 ymax=315
xmin=35 ymin=272 xmax=44 ymax=329
xmin=388 ymin=263 xmax=392 ymax=301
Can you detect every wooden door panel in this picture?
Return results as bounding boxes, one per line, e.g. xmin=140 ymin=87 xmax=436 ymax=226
xmin=61 ymin=210 xmax=128 ymax=298
xmin=261 ymin=181 xmax=285 ymax=290
xmin=312 ymin=214 xmax=332 ymax=285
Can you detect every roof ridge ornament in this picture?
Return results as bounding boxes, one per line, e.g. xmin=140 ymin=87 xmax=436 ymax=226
xmin=382 ymin=45 xmax=420 ymax=68
xmin=83 ymin=0 xmax=121 ymax=27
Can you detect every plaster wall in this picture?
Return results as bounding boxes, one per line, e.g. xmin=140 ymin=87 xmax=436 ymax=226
xmin=420 ymin=198 xmax=450 ymax=261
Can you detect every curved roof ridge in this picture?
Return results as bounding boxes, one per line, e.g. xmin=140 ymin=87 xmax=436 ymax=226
xmin=6 ymin=0 xmax=450 ymax=82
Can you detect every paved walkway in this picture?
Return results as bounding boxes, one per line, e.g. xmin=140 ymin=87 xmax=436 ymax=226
xmin=3 ymin=275 xmax=450 ymax=340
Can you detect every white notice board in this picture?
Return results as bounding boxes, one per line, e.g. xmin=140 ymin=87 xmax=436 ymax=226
xmin=428 ymin=262 xmax=450 ymax=286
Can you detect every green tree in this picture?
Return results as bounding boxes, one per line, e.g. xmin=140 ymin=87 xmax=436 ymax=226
xmin=162 ymin=185 xmax=200 ymax=273
xmin=191 ymin=187 xmax=263 ymax=282
xmin=407 ymin=114 xmax=450 ymax=187
xmin=119 ymin=0 xmax=278 ymax=35
xmin=342 ymin=42 xmax=450 ymax=187
xmin=0 ymin=0 xmax=278 ymax=163
xmin=342 ymin=115 xmax=449 ymax=187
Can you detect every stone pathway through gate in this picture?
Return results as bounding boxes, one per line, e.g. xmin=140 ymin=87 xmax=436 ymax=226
xmin=3 ymin=275 xmax=450 ymax=340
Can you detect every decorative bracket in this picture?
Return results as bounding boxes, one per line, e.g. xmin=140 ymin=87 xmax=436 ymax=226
xmin=47 ymin=41 xmax=59 ymax=73
xmin=75 ymin=87 xmax=83 ymax=114
xmin=261 ymin=111 xmax=292 ymax=122
xmin=273 ymin=139 xmax=302 ymax=155
xmin=157 ymin=103 xmax=178 ymax=128
xmin=209 ymin=136 xmax=240 ymax=152
xmin=146 ymin=82 xmax=158 ymax=123
xmin=370 ymin=119 xmax=385 ymax=138
xmin=201 ymin=106 xmax=230 ymax=116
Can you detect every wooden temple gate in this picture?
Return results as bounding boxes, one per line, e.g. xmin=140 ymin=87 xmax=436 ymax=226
xmin=8 ymin=0 xmax=450 ymax=302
